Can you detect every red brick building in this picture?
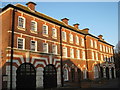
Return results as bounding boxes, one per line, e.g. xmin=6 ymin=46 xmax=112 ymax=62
xmin=0 ymin=2 xmax=116 ymax=89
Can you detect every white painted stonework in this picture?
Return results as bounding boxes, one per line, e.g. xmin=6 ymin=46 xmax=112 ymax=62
xmin=109 ymin=68 xmax=112 ymax=79
xmin=103 ymin=68 xmax=106 ymax=78
xmin=36 ymin=67 xmax=44 ymax=88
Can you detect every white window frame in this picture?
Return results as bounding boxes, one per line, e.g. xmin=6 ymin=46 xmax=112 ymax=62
xmin=96 ymin=52 xmax=98 ymax=60
xmin=52 ymin=44 xmax=57 ymax=54
xmin=94 ymin=66 xmax=99 ymax=79
xmin=43 ymin=42 xmax=48 ymax=53
xmin=94 ymin=41 xmax=97 ymax=49
xmin=63 ymin=68 xmax=69 ymax=81
xmin=100 ymin=44 xmax=102 ymax=51
xmin=17 ymin=37 xmax=25 ymax=50
xmin=76 ymin=49 xmax=80 ymax=59
xmin=31 ymin=20 xmax=37 ymax=31
xmin=101 ymin=54 xmax=103 ymax=61
xmin=81 ymin=37 xmax=84 ymax=46
xmin=18 ymin=16 xmax=25 ymax=28
xmin=63 ymin=47 xmax=67 ymax=57
xmin=30 ymin=40 xmax=37 ymax=51
xmin=52 ymin=28 xmax=57 ymax=38
xmin=109 ymin=56 xmax=112 ymax=62
xmin=62 ymin=31 xmax=67 ymax=41
xmin=82 ymin=50 xmax=85 ymax=60
xmin=43 ymin=24 xmax=48 ymax=36
xmin=103 ymin=45 xmax=105 ymax=52
xmin=76 ymin=35 xmax=79 ymax=45
xmin=70 ymin=48 xmax=74 ymax=58
xmin=106 ymin=46 xmax=108 ymax=53
xmin=69 ymin=33 xmax=73 ymax=43
xmin=90 ymin=39 xmax=93 ymax=48
xmin=92 ymin=51 xmax=94 ymax=60
xmin=111 ymin=48 xmax=113 ymax=53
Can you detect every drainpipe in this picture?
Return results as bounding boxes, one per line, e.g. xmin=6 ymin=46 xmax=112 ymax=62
xmin=84 ymin=35 xmax=89 ymax=79
xmin=10 ymin=8 xmax=15 ymax=90
xmin=60 ymin=26 xmax=64 ymax=87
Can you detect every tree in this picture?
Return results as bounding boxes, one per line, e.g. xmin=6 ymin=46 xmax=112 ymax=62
xmin=114 ymin=41 xmax=120 ymax=78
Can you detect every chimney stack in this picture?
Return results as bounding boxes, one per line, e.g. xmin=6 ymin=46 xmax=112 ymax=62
xmin=83 ymin=28 xmax=89 ymax=33
xmin=61 ymin=18 xmax=69 ymax=25
xmin=73 ymin=23 xmax=79 ymax=29
xmin=98 ymin=35 xmax=103 ymax=39
xmin=26 ymin=2 xmax=36 ymax=11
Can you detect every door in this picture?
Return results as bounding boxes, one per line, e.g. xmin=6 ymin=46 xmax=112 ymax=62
xmin=71 ymin=68 xmax=75 ymax=82
xmin=16 ymin=63 xmax=36 ymax=90
xmin=106 ymin=67 xmax=109 ymax=79
xmin=77 ymin=69 xmax=81 ymax=82
xmin=111 ymin=67 xmax=114 ymax=79
xmin=100 ymin=67 xmax=103 ymax=78
xmin=43 ymin=64 xmax=57 ymax=89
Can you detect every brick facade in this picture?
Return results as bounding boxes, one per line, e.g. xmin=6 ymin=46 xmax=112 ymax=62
xmin=0 ymin=2 xmax=116 ymax=89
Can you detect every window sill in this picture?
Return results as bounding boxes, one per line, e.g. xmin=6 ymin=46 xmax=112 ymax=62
xmin=76 ymin=43 xmax=79 ymax=45
xmin=30 ymin=30 xmax=38 ymax=34
xmin=70 ymin=41 xmax=73 ymax=44
xmin=62 ymin=40 xmax=67 ymax=42
xmin=43 ymin=34 xmax=48 ymax=37
xmin=17 ymin=26 xmax=26 ymax=31
xmin=52 ymin=36 xmax=57 ymax=39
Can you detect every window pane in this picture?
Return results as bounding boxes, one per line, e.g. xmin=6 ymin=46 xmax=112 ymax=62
xmin=43 ymin=25 xmax=48 ymax=35
xmin=31 ymin=41 xmax=35 ymax=51
xmin=18 ymin=38 xmax=23 ymax=49
xmin=43 ymin=43 xmax=48 ymax=53
xmin=18 ymin=17 xmax=24 ymax=28
xmin=31 ymin=21 xmax=37 ymax=31
xmin=52 ymin=45 xmax=57 ymax=54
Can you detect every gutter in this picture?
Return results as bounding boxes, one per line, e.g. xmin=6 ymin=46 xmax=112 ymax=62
xmin=10 ymin=8 xmax=15 ymax=90
xmin=60 ymin=26 xmax=64 ymax=87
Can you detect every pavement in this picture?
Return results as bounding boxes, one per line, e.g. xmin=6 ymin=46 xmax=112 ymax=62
xmin=59 ymin=78 xmax=120 ymax=89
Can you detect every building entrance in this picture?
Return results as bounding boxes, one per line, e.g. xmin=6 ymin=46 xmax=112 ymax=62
xmin=16 ymin=63 xmax=36 ymax=90
xmin=43 ymin=64 xmax=57 ymax=88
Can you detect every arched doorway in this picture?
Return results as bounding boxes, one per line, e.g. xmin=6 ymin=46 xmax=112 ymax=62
xmin=106 ymin=67 xmax=109 ymax=79
xmin=77 ymin=69 xmax=81 ymax=82
xmin=111 ymin=67 xmax=114 ymax=79
xmin=16 ymin=63 xmax=36 ymax=90
xmin=94 ymin=66 xmax=99 ymax=79
xmin=71 ymin=68 xmax=75 ymax=82
xmin=100 ymin=67 xmax=103 ymax=78
xmin=63 ymin=68 xmax=68 ymax=81
xmin=43 ymin=64 xmax=57 ymax=89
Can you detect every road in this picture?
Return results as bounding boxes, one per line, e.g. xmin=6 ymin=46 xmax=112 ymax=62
xmin=92 ymin=78 xmax=120 ymax=88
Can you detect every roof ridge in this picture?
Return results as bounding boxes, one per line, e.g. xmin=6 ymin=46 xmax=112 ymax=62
xmin=15 ymin=4 xmax=84 ymax=33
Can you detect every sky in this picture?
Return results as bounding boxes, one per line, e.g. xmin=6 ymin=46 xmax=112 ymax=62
xmin=1 ymin=1 xmax=118 ymax=47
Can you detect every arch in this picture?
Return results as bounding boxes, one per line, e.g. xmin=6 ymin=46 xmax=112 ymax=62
xmin=16 ymin=63 xmax=36 ymax=90
xmin=83 ymin=69 xmax=87 ymax=79
xmin=43 ymin=64 xmax=57 ymax=88
xmin=94 ymin=65 xmax=99 ymax=79
xmin=63 ymin=68 xmax=69 ymax=81
xmin=71 ymin=68 xmax=75 ymax=82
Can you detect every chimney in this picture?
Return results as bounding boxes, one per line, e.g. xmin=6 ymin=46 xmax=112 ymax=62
xmin=61 ymin=18 xmax=69 ymax=25
xmin=83 ymin=28 xmax=89 ymax=33
xmin=98 ymin=35 xmax=103 ymax=39
xmin=26 ymin=2 xmax=36 ymax=11
xmin=73 ymin=23 xmax=79 ymax=29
